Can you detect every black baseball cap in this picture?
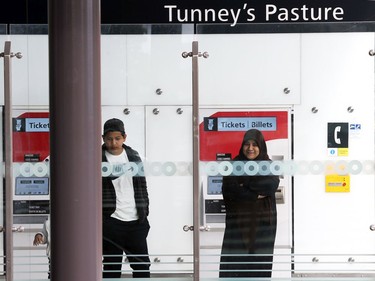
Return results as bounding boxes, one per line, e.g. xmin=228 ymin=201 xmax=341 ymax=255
xmin=103 ymin=118 xmax=125 ymax=135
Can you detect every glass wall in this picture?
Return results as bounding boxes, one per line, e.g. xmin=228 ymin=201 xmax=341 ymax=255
xmin=196 ymin=24 xmax=375 ymax=279
xmin=0 ymin=22 xmax=374 ymax=280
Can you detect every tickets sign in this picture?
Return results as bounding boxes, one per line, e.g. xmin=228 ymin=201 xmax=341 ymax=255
xmin=199 ymin=111 xmax=288 ymax=161
xmin=13 ymin=112 xmax=50 ymax=162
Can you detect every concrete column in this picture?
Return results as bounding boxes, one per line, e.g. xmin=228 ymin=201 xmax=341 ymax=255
xmin=48 ymin=0 xmax=102 ymax=280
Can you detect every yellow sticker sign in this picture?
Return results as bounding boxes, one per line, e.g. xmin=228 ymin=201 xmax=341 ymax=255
xmin=337 ymin=148 xmax=349 ymax=157
xmin=325 ymin=174 xmax=350 ymax=192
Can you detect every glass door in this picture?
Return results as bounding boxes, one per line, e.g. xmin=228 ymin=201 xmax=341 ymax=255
xmin=195 ymin=26 xmax=375 ymax=279
xmin=100 ymin=26 xmax=196 ymax=278
xmin=1 ymin=29 xmax=50 ymax=280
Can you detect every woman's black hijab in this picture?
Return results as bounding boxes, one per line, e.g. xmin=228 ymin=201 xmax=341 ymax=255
xmin=237 ymin=129 xmax=270 ymax=161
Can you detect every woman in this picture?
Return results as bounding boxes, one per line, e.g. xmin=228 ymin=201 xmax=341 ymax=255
xmin=219 ymin=129 xmax=280 ymax=278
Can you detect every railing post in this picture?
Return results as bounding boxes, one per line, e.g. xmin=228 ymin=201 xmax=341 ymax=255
xmin=1 ymin=41 xmax=15 ymax=281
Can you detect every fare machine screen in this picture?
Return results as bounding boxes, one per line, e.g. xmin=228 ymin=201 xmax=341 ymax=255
xmin=14 ymin=177 xmax=50 ymax=224
xmin=15 ymin=177 xmax=49 ymax=195
xmin=207 ymin=176 xmax=223 ymax=195
xmin=204 ymin=176 xmax=226 ymax=224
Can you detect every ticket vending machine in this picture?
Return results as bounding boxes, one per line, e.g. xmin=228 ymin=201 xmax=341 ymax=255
xmin=199 ymin=108 xmax=292 ymax=278
xmin=13 ymin=111 xmax=50 ymax=222
xmin=12 ymin=111 xmax=50 ymax=279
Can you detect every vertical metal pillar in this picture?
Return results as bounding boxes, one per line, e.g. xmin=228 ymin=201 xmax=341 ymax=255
xmin=48 ymin=0 xmax=102 ymax=280
xmin=192 ymin=41 xmax=200 ymax=281
xmin=183 ymin=41 xmax=208 ymax=281
xmin=3 ymin=41 xmax=14 ymax=281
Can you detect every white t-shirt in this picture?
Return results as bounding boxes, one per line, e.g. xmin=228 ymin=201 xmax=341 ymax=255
xmin=105 ymin=150 xmax=138 ymax=221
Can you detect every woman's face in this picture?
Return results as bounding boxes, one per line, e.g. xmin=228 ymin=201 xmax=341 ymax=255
xmin=242 ymin=139 xmax=260 ymax=160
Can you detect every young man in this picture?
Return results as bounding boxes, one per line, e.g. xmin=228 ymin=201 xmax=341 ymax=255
xmin=102 ymin=118 xmax=150 ymax=278
xmin=33 ymin=217 xmax=51 ymax=278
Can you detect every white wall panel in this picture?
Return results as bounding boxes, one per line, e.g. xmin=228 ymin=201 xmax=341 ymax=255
xmin=8 ymin=35 xmax=30 ymax=106
xmin=101 ymin=35 xmax=127 ymax=105
xmin=6 ymin=35 xmax=49 ymax=106
xmin=198 ymin=34 xmax=301 ymax=105
xmin=127 ymin=35 xmax=193 ymax=105
xmin=298 ymin=33 xmax=374 ymax=123
xmin=293 ymin=32 xmax=375 ymax=273
xmin=145 ymin=105 xmax=193 ymax=272
xmin=27 ymin=35 xmax=49 ymax=106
